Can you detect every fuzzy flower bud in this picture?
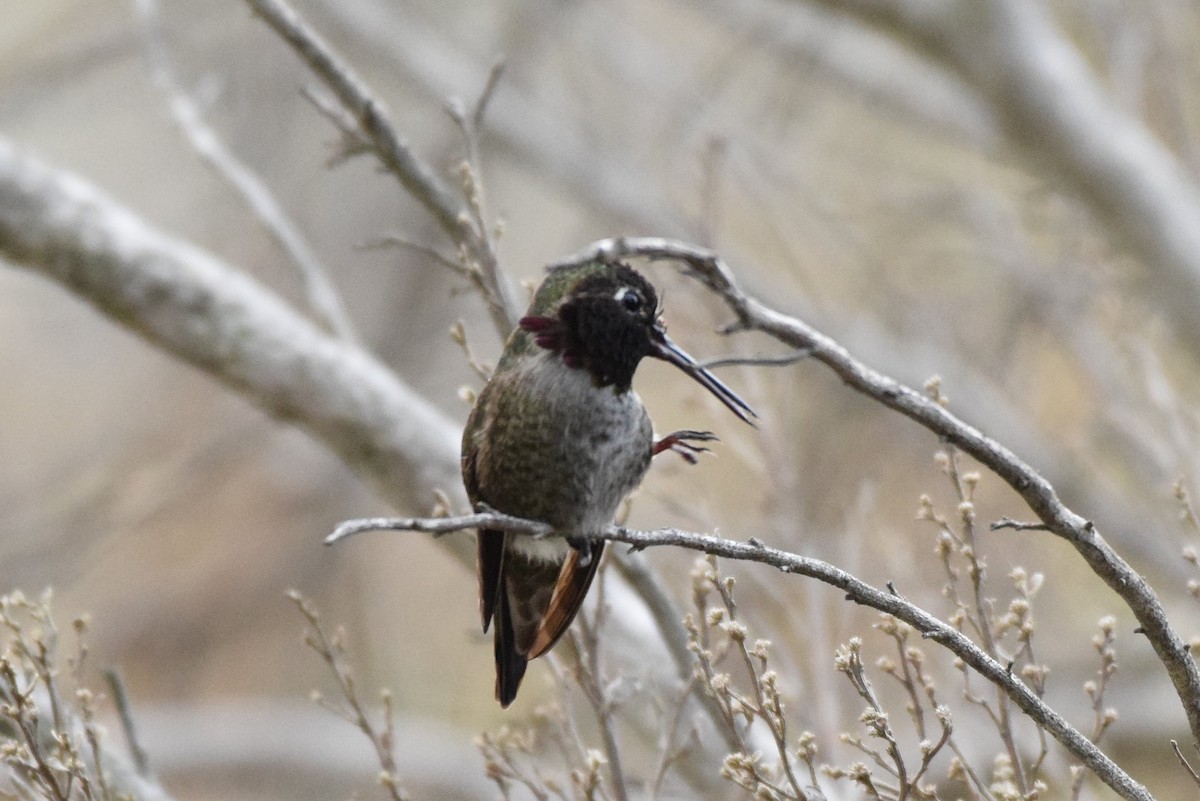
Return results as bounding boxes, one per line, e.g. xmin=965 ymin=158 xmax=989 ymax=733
xmin=724 ymin=620 xmax=748 ymax=642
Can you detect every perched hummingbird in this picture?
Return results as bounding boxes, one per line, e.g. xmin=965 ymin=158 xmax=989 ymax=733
xmin=461 ymin=259 xmax=756 ymax=706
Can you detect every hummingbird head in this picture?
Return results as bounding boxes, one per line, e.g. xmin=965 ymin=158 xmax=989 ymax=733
xmin=518 ymin=261 xmax=757 ymax=424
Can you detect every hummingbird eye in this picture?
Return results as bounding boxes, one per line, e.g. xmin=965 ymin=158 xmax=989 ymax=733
xmin=614 ymin=287 xmax=644 ymax=314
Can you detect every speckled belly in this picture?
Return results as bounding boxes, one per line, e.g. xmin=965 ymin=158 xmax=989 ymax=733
xmin=484 ymin=355 xmax=653 ymax=561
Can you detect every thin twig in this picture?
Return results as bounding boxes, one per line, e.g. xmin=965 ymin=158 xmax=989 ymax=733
xmin=287 ymin=591 xmax=409 ymax=801
xmin=943 ymin=445 xmax=1028 ymax=796
xmin=878 ymin=618 xmax=927 ymax=740
xmin=551 ymin=235 xmax=1200 ymax=753
xmin=135 ymin=0 xmax=358 ymax=343
xmin=449 ymin=319 xmax=494 ymax=382
xmin=359 ymin=234 xmax=470 ymax=277
xmin=646 ymin=678 xmax=700 ymax=801
xmin=608 ymin=548 xmax=741 ymax=755
xmin=326 ymin=511 xmax=1151 ymax=801
xmin=709 ymin=570 xmax=810 ymax=800
xmin=326 ymin=511 xmax=551 ymax=545
xmin=835 ymin=639 xmax=907 ymax=793
xmin=446 ymin=56 xmax=518 ymax=338
xmin=1170 ymin=740 xmax=1200 ymax=788
xmin=990 ymin=517 xmax=1051 ymax=532
xmin=299 ymin=84 xmax=372 ymax=164
xmin=471 ymin=58 xmax=506 ymax=131
xmin=698 ymin=348 xmax=813 ymax=370
xmin=244 ymin=0 xmax=518 ymax=336
xmin=1174 ymin=480 xmax=1200 ymax=531
xmin=244 ymin=0 xmax=465 ymax=237
xmin=568 ymin=614 xmax=630 ymax=801
xmin=102 ymin=668 xmax=151 ymax=778
xmin=1072 ymin=616 xmax=1120 ymax=799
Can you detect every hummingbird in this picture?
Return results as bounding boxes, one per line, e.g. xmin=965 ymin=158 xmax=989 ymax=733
xmin=460 ymin=259 xmax=756 ymax=707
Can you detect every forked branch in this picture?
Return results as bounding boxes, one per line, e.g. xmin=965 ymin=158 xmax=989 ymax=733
xmin=244 ymin=0 xmax=517 ymax=335
xmin=553 ymin=236 xmax=1200 ymax=751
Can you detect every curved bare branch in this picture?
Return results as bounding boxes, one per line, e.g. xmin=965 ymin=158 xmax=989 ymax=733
xmin=0 ymin=138 xmax=467 ymax=557
xmin=244 ymin=0 xmax=519 ymax=336
xmin=804 ymin=0 xmax=1200 ymax=355
xmin=556 ymin=235 xmax=1200 ymax=751
xmin=328 ymin=510 xmax=1154 ymax=801
xmin=0 ymin=140 xmax=744 ymax=790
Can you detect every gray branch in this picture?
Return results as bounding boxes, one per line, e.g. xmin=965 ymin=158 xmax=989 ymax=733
xmin=134 ymin=0 xmax=358 ymax=344
xmin=243 ymin=0 xmax=465 ymax=240
xmin=327 ymin=511 xmax=1152 ymax=801
xmin=243 ymin=0 xmax=518 ymax=336
xmin=328 ymin=512 xmax=550 ymax=544
xmin=0 ymin=132 xmax=1174 ymax=794
xmin=0 ymin=138 xmax=467 ymax=559
xmin=0 ymin=140 xmax=747 ymax=789
xmin=556 ymin=235 xmax=1200 ymax=752
xmin=803 ymin=0 xmax=1200 ymax=356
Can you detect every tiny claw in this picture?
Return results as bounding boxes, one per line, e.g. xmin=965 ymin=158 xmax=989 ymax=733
xmin=669 ymin=429 xmax=719 ymax=442
xmin=566 ymin=536 xmax=598 ymax=566
xmin=653 ymin=430 xmax=719 ymax=464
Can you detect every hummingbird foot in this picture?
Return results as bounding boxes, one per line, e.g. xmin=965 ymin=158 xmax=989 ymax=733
xmin=653 ymin=429 xmax=718 ymax=465
xmin=565 ymin=535 xmax=601 ymax=567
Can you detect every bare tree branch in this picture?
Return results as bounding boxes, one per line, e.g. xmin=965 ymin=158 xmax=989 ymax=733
xmin=327 ymin=510 xmax=1152 ymax=801
xmin=1170 ymin=740 xmax=1200 ymax=790
xmin=0 ymin=140 xmax=746 ymax=793
xmin=316 ymin=1 xmax=688 ymax=236
xmin=802 ymin=0 xmax=1200 ymax=356
xmin=0 ymin=138 xmax=467 ymax=556
xmin=1 ymin=132 xmax=1177 ymax=792
xmin=329 ymin=511 xmax=549 ymax=543
xmin=243 ymin=0 xmax=464 ymax=238
xmin=134 ymin=0 xmax=359 ymax=344
xmin=243 ymin=0 xmax=518 ymax=336
xmin=554 ymin=235 xmax=1200 ymax=755
xmin=102 ymin=668 xmax=151 ymax=779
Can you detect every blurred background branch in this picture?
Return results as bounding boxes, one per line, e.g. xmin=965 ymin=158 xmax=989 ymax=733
xmin=134 ymin=0 xmax=359 ymax=344
xmin=4 ymin=0 xmax=1200 ymax=798
xmin=805 ymin=0 xmax=1200 ymax=357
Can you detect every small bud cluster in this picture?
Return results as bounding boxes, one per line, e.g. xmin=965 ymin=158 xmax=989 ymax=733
xmin=0 ymin=590 xmax=124 ymax=801
xmin=689 ymin=557 xmax=821 ymax=801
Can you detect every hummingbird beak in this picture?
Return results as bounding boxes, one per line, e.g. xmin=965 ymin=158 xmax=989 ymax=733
xmin=649 ymin=326 xmax=758 ymax=425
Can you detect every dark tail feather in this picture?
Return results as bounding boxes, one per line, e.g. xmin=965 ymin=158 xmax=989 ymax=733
xmin=478 ymin=529 xmax=505 ymax=632
xmin=494 ymin=581 xmax=528 ymax=707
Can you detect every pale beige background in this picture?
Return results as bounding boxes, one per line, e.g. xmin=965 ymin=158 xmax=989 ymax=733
xmin=3 ymin=1 xmax=1199 ymax=799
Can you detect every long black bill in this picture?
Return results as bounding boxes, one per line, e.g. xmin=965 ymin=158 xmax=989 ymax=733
xmin=650 ymin=328 xmax=758 ymax=425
